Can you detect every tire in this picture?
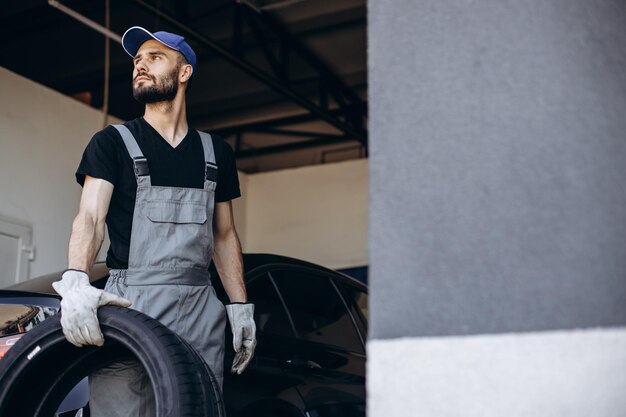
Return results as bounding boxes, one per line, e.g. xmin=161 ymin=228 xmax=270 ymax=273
xmin=175 ymin=335 xmax=226 ymax=417
xmin=0 ymin=306 xmax=223 ymax=417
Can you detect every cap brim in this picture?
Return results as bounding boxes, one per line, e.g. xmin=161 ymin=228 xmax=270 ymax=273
xmin=121 ymin=26 xmax=178 ymax=57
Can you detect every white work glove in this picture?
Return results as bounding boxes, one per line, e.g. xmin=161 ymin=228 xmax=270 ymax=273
xmin=225 ymin=303 xmax=257 ymax=374
xmin=52 ymin=269 xmax=131 ymax=347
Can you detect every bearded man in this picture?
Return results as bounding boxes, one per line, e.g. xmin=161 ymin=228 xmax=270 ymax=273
xmin=51 ymin=26 xmax=256 ymax=417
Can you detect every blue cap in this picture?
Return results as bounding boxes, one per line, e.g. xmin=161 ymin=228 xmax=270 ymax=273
xmin=122 ymin=26 xmax=196 ymax=73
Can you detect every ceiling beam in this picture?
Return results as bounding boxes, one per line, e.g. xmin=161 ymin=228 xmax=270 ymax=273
xmin=211 ymin=108 xmax=352 ymax=136
xmin=245 ymin=128 xmax=345 ymax=138
xmin=235 ymin=135 xmax=361 ymax=158
xmin=130 ymin=0 xmax=367 ymax=147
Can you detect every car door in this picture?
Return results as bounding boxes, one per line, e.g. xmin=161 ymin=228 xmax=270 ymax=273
xmin=269 ymin=267 xmax=366 ymax=417
xmin=222 ymin=271 xmax=308 ymax=417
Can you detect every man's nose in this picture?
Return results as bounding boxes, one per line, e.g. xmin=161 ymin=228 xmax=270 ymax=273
xmin=135 ymin=58 xmax=148 ymax=73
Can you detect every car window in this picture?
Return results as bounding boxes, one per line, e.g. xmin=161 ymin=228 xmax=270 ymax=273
xmin=337 ymin=283 xmax=368 ymax=338
xmin=355 ymin=290 xmax=368 ymax=321
xmin=270 ymin=269 xmax=364 ymax=353
xmin=247 ymin=274 xmax=296 ymax=338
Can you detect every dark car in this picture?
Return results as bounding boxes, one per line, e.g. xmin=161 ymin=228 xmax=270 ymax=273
xmin=0 ymin=254 xmax=367 ymax=417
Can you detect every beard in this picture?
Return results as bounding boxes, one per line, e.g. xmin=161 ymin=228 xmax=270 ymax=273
xmin=132 ymin=65 xmax=179 ymax=104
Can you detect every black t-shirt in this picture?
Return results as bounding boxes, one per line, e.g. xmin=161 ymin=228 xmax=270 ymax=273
xmin=76 ymin=117 xmax=241 ymax=269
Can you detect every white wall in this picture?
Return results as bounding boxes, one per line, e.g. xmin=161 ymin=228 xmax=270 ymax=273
xmin=0 ymin=67 xmax=368 ymax=281
xmin=369 ymin=328 xmax=626 ymax=416
xmin=242 ymin=159 xmax=368 ymax=270
xmin=0 ymin=67 xmax=119 ymax=281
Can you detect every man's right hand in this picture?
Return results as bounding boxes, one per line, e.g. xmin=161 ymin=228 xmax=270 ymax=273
xmin=52 ymin=269 xmax=132 ymax=347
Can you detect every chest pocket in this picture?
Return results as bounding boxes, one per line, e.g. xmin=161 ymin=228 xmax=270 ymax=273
xmin=146 ymin=201 xmax=207 ymax=224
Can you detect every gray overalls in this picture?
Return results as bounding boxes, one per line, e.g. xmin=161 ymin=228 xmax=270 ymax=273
xmin=89 ymin=125 xmax=226 ymax=417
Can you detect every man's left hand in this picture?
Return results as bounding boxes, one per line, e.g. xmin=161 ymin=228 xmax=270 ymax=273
xmin=225 ymin=303 xmax=256 ymax=374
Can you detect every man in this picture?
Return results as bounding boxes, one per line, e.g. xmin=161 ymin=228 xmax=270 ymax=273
xmin=52 ymin=26 xmax=256 ymax=416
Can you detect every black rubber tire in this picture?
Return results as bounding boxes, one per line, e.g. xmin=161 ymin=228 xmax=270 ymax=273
xmin=0 ymin=306 xmax=224 ymax=417
xmin=175 ymin=335 xmax=226 ymax=417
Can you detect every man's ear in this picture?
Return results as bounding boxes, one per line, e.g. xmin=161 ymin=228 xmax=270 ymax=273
xmin=180 ymin=64 xmax=193 ymax=83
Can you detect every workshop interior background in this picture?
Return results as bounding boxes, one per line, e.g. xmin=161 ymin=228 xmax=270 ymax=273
xmin=0 ymin=0 xmax=368 ymax=284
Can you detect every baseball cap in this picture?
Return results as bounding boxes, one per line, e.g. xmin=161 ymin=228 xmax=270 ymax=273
xmin=122 ymin=26 xmax=196 ymax=73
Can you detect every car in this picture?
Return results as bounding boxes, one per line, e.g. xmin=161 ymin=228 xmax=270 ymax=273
xmin=0 ymin=336 xmax=22 ymax=361
xmin=0 ymin=253 xmax=367 ymax=417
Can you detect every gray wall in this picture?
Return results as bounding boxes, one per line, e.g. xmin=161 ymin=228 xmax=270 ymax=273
xmin=368 ymin=1 xmax=626 ymax=415
xmin=370 ymin=0 xmax=626 ymax=339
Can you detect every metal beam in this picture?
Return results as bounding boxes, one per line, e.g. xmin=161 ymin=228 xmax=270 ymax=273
xmin=244 ymin=2 xmax=365 ymax=113
xmin=245 ymin=128 xmax=345 ymax=139
xmin=236 ymin=135 xmax=360 ymax=158
xmin=130 ymin=0 xmax=367 ymax=147
xmin=211 ymin=108 xmax=351 ymax=137
xmin=237 ymin=2 xmax=367 ymax=136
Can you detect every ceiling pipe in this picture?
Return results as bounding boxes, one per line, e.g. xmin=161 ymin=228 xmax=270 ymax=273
xmin=48 ymin=0 xmax=122 ymax=44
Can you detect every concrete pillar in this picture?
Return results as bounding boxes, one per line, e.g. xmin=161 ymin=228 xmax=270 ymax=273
xmin=368 ymin=1 xmax=626 ymax=415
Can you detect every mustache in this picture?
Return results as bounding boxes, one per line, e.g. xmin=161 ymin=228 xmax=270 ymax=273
xmin=134 ymin=73 xmax=155 ymax=82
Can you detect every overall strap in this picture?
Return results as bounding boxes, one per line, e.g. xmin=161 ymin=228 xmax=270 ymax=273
xmin=112 ymin=125 xmax=150 ymax=180
xmin=198 ymin=131 xmax=218 ymax=182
